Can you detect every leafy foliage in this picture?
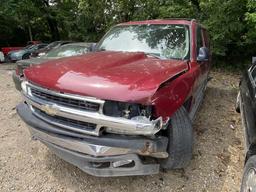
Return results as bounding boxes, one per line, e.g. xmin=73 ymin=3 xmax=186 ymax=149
xmin=0 ymin=0 xmax=255 ymax=67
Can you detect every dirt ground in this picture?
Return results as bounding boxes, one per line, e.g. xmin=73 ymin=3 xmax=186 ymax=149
xmin=0 ymin=63 xmax=244 ymax=192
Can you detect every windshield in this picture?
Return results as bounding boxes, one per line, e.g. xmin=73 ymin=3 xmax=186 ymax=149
xmin=46 ymin=41 xmax=60 ymax=49
xmin=97 ymin=24 xmax=190 ymax=60
xmin=45 ymin=44 xmax=89 ymax=58
xmin=23 ymin=45 xmax=34 ymax=50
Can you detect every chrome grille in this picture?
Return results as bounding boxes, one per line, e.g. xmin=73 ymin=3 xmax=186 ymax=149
xmin=33 ymin=107 xmax=97 ymax=133
xmin=22 ymin=81 xmax=162 ymax=137
xmin=25 ymin=83 xmax=105 ymax=136
xmin=30 ymin=87 xmax=100 ymax=112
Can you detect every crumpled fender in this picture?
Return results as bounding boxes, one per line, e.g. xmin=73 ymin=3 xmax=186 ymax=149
xmin=151 ymin=70 xmax=196 ymax=121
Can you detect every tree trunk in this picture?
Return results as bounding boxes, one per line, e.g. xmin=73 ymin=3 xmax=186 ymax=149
xmin=190 ymin=0 xmax=201 ymax=12
xmin=46 ymin=16 xmax=60 ymax=41
xmin=28 ymin=24 xmax=33 ymax=41
xmin=35 ymin=0 xmax=60 ymax=41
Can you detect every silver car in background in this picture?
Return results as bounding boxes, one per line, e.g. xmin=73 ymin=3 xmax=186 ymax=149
xmin=13 ymin=42 xmax=95 ymax=91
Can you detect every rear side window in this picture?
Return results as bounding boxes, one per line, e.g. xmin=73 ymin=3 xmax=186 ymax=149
xmin=196 ymin=26 xmax=203 ymax=55
xmin=38 ymin=44 xmax=46 ymax=49
xmin=249 ymin=65 xmax=256 ymax=87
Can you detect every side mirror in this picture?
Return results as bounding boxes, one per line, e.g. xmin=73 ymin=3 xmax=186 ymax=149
xmin=197 ymin=47 xmax=209 ymax=62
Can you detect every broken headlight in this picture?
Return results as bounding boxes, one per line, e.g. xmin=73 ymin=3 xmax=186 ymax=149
xmin=103 ymin=101 xmax=153 ymax=119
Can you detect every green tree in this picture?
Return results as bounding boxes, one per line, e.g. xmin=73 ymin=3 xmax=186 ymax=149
xmin=1 ymin=0 xmax=256 ymax=67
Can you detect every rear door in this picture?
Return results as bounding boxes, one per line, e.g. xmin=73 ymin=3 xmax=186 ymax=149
xmin=240 ymin=65 xmax=256 ymax=146
xmin=197 ymin=26 xmax=210 ymax=84
xmin=189 ymin=25 xmax=210 ymax=120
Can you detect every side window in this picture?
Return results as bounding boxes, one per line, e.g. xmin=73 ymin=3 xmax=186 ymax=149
xmin=202 ymin=29 xmax=210 ymax=48
xmin=38 ymin=44 xmax=45 ymax=49
xmin=196 ymin=26 xmax=203 ymax=55
xmin=251 ymin=65 xmax=256 ymax=81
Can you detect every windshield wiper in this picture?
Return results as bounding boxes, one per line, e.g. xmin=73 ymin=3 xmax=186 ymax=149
xmin=97 ymin=48 xmax=106 ymax=52
xmin=145 ymin=53 xmax=165 ymax=60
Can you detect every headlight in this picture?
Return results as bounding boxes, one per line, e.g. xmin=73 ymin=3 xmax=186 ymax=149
xmin=38 ymin=52 xmax=45 ymax=57
xmin=103 ymin=101 xmax=153 ymax=119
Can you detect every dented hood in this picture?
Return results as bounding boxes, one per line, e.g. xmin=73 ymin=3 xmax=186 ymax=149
xmin=24 ymin=51 xmax=188 ymax=103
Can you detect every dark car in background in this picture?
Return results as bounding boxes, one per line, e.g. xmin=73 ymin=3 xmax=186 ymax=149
xmin=13 ymin=42 xmax=94 ymax=91
xmin=6 ymin=43 xmax=48 ymax=62
xmin=30 ymin=41 xmax=72 ymax=58
xmin=236 ymin=58 xmax=256 ymax=191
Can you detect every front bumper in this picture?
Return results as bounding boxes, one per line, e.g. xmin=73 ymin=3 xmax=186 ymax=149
xmin=45 ymin=142 xmax=160 ymax=177
xmin=17 ymin=103 xmax=168 ymax=176
xmin=12 ymin=72 xmax=22 ymax=91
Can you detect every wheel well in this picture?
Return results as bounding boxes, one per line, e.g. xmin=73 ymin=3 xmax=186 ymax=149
xmin=246 ymin=143 xmax=256 ymax=162
xmin=22 ymin=53 xmax=31 ymax=59
xmin=183 ymin=97 xmax=193 ymax=112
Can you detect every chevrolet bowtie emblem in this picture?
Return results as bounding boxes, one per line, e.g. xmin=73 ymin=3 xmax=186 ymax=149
xmin=41 ymin=104 xmax=58 ymax=116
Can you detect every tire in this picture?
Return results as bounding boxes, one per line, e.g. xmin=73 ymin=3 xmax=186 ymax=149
xmin=22 ymin=53 xmax=30 ymax=60
xmin=4 ymin=56 xmax=9 ymax=63
xmin=236 ymin=91 xmax=241 ymax=113
xmin=160 ymin=106 xmax=193 ymax=169
xmin=240 ymin=155 xmax=256 ymax=192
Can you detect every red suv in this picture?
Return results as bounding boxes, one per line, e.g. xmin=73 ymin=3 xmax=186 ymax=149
xmin=17 ymin=19 xmax=211 ymax=177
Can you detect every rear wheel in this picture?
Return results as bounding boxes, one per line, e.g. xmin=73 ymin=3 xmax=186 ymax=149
xmin=160 ymin=106 xmax=193 ymax=169
xmin=241 ymin=155 xmax=256 ymax=192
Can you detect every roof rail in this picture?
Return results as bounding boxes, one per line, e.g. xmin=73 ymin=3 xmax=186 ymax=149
xmin=162 ymin=18 xmax=197 ymax=21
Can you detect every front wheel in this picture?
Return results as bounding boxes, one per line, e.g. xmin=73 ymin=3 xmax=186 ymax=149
xmin=160 ymin=106 xmax=193 ymax=169
xmin=241 ymin=155 xmax=256 ymax=192
xmin=22 ymin=53 xmax=30 ymax=60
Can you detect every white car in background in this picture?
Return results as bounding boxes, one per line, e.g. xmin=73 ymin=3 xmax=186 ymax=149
xmin=0 ymin=51 xmax=4 ymax=62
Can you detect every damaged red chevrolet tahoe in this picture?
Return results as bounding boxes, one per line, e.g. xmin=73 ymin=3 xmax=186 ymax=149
xmin=17 ymin=19 xmax=211 ymax=176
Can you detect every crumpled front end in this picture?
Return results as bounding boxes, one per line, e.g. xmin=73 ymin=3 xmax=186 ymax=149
xmin=17 ymin=81 xmax=169 ymax=176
